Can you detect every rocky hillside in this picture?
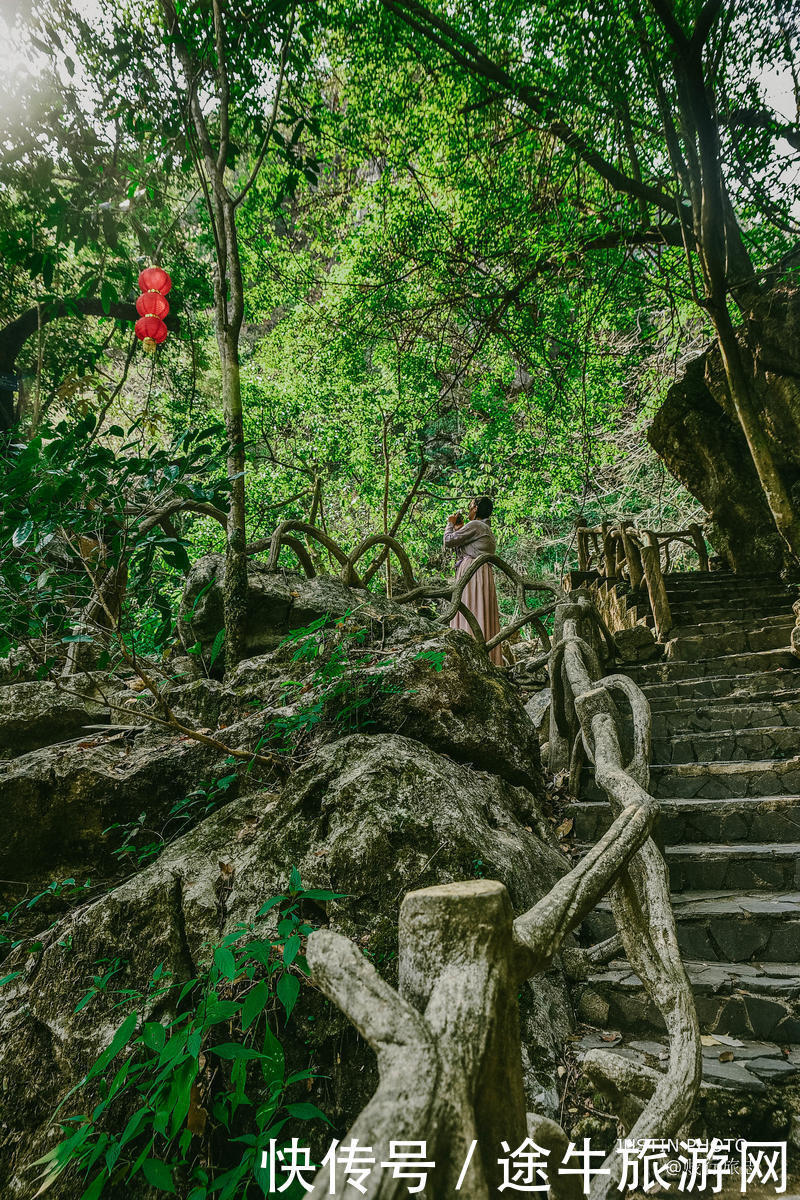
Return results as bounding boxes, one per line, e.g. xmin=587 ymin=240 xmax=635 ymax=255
xmin=0 ymin=563 xmax=570 ymax=1197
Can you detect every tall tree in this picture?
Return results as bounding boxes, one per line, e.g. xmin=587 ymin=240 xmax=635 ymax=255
xmin=35 ymin=0 xmax=317 ymax=667
xmin=376 ymin=0 xmax=800 ymax=557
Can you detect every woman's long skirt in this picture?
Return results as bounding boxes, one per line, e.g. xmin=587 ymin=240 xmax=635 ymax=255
xmin=450 ymin=558 xmax=504 ymax=665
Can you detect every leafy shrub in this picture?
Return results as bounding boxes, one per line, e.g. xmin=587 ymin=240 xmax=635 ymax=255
xmin=32 ymin=871 xmax=342 ymax=1199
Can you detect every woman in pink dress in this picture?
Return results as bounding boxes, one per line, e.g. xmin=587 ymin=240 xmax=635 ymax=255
xmin=443 ymin=496 xmax=504 ymax=666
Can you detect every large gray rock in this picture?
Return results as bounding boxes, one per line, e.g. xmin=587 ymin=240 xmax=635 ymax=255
xmin=613 ymin=623 xmax=661 ymax=663
xmin=0 ymin=645 xmax=35 ymax=684
xmin=179 ymin=555 xmax=435 ymax=667
xmin=525 ymin=687 xmax=552 ymax=736
xmin=0 ymin=720 xmax=264 ymax=907
xmin=163 ymin=623 xmax=544 ymax=792
xmin=0 ymin=676 xmax=109 ymax=757
xmin=0 ymin=732 xmax=569 ymax=1196
xmin=647 ymin=285 xmax=800 ymax=574
xmin=312 ymin=628 xmax=546 ymax=793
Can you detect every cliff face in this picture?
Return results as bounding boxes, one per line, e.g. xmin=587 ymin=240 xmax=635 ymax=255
xmin=648 ymin=286 xmax=800 ymax=572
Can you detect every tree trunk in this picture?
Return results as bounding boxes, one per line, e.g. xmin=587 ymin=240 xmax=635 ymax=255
xmin=218 ymin=330 xmax=248 ymax=669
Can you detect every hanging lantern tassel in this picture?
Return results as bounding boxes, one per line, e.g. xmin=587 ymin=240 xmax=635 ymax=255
xmin=134 ymin=266 xmax=172 ymax=354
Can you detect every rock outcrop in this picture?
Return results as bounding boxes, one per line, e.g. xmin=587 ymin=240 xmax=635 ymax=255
xmin=179 ymin=555 xmax=434 ymax=667
xmin=0 ymin=586 xmax=571 ymax=1196
xmin=0 ymin=675 xmax=109 ymax=756
xmin=648 ymin=286 xmax=800 ymax=573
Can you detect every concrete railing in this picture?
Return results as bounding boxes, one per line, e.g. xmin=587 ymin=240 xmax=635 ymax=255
xmin=251 ymin=520 xmax=563 ymax=653
xmin=269 ymin=556 xmax=701 ymax=1197
xmin=575 ymin=519 xmax=709 ymax=639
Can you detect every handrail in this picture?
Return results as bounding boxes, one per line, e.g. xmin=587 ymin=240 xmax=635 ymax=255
xmin=575 ymin=518 xmax=708 ymax=639
xmin=252 ymin=522 xmax=564 ymax=653
xmin=297 ymin=586 xmax=699 ymax=1199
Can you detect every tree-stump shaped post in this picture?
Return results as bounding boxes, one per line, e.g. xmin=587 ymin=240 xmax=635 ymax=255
xmin=640 ymin=531 xmax=672 ymax=639
xmin=575 ymin=517 xmax=589 ymax=572
xmin=399 ymin=881 xmax=529 ymax=1192
xmin=688 ymin=522 xmax=709 ymax=571
xmin=618 ymin=521 xmax=643 ymax=590
xmin=306 ymin=880 xmax=528 ymax=1198
xmin=601 ymin=521 xmax=615 ymax=580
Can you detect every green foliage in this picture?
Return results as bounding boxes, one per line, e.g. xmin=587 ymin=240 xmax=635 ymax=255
xmin=262 ymin=611 xmax=445 ymax=754
xmin=104 ymin=770 xmax=239 ymax=869
xmin=0 ymin=415 xmax=228 ymax=659
xmin=413 ymin=649 xmax=446 ymax=672
xmin=33 ymin=874 xmax=342 ymax=1200
xmin=0 ymin=876 xmax=92 ymax=966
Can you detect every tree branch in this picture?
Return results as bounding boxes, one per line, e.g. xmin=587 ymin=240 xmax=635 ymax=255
xmin=646 ymin=0 xmax=689 ymax=51
xmin=689 ymin=0 xmax=724 ymax=54
xmin=380 ymin=0 xmax=681 ymax=216
xmin=233 ymin=7 xmax=296 ymax=208
xmin=724 ymin=106 xmax=800 ymax=152
xmin=0 ymin=297 xmax=179 ymax=371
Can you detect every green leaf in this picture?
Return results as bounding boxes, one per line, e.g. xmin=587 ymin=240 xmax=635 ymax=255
xmin=283 ymin=934 xmax=301 ymax=966
xmin=0 ymin=971 xmax=22 ymax=988
xmin=79 ymin=1171 xmax=106 ymax=1200
xmin=142 ymin=1157 xmax=177 ymax=1193
xmin=12 ymin=520 xmax=33 ymax=548
xmin=74 ymin=987 xmax=98 ymax=1013
xmin=84 ymin=1011 xmax=138 ymax=1085
xmin=214 ymin=946 xmax=236 ymax=981
xmin=100 ymin=279 xmax=115 ymax=316
xmin=241 ymin=979 xmax=269 ymax=1032
xmin=208 ymin=1043 xmax=265 ymax=1060
xmin=299 ymin=889 xmax=347 ymax=901
xmin=203 ymin=999 xmax=241 ymax=1025
xmin=260 ymin=1024 xmax=285 ymax=1086
xmin=276 ymin=973 xmax=300 ymax=1020
xmin=209 ymin=627 xmax=226 ymax=669
xmin=285 ymin=1101 xmax=329 ymax=1123
xmin=140 ymin=1021 xmax=166 ymax=1051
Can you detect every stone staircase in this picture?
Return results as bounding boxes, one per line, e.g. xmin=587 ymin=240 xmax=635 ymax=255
xmin=570 ymin=570 xmax=800 ymax=1112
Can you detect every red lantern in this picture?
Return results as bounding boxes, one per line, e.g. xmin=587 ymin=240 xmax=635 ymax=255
xmin=134 ymin=265 xmax=172 ymax=352
xmin=135 ymin=291 xmax=170 ymax=320
xmin=135 ymin=314 xmax=169 ymax=354
xmin=138 ymin=266 xmax=172 ymax=295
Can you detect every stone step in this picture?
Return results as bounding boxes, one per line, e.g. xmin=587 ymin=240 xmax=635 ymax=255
xmin=666 ymin=842 xmax=800 ymax=892
xmin=651 ymin=695 xmax=800 ymax=737
xmin=666 ymin=580 xmax=795 ymax=600
xmin=663 ymin=572 xmax=788 ymax=593
xmin=653 ymin=759 xmax=800 ymax=800
xmin=669 ymin=612 xmax=794 ymax=640
xmin=627 ymin=648 xmax=798 ymax=686
xmin=575 ymin=1033 xmax=800 ymax=1098
xmin=652 ymin=724 xmax=800 ymax=764
xmin=641 ymin=666 xmax=800 ymax=704
xmin=662 ymin=570 xmax=787 ymax=583
xmin=583 ymin=890 xmax=800 ymax=962
xmin=567 ymin=795 xmax=800 ymax=846
xmin=665 ymin=590 xmax=795 ymax=613
xmin=575 ymin=840 xmax=800 ymax=892
xmin=581 ymin=758 xmax=800 ymax=802
xmin=578 ymin=958 xmax=800 ymax=1042
xmin=664 ymin=622 xmax=794 ymax=663
xmin=668 ymin=603 xmax=795 ymax=630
